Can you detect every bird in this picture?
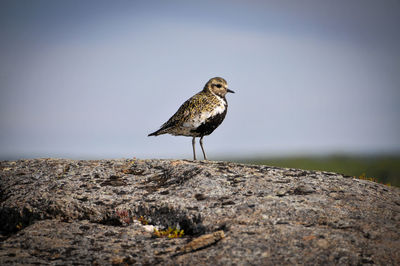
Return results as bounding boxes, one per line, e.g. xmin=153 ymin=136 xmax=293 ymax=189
xmin=148 ymin=77 xmax=234 ymax=160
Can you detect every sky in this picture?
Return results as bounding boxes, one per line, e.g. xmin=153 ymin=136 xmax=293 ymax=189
xmin=0 ymin=0 xmax=399 ymax=160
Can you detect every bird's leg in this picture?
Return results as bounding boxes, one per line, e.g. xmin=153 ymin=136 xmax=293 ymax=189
xmin=192 ymin=137 xmax=197 ymax=160
xmin=200 ymin=136 xmax=207 ymax=160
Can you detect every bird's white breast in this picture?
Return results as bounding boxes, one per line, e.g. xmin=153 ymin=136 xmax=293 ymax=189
xmin=183 ymin=95 xmax=226 ymax=129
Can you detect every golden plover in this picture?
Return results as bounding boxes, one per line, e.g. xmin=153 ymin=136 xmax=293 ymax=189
xmin=148 ymin=77 xmax=234 ymax=160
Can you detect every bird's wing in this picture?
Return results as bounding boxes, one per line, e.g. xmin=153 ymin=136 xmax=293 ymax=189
xmin=160 ymin=92 xmax=206 ymax=130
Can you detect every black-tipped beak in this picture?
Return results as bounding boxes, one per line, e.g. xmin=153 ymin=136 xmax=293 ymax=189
xmin=227 ymin=89 xmax=235 ymax=93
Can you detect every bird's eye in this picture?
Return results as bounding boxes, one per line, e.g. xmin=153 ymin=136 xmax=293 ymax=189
xmin=215 ymin=84 xmax=222 ymax=88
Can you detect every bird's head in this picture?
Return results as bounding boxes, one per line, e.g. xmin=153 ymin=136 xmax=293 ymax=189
xmin=204 ymin=77 xmax=235 ymax=97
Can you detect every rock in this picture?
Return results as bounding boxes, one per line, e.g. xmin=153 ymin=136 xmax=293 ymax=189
xmin=174 ymin=230 xmax=225 ymax=255
xmin=0 ymin=158 xmax=399 ymax=265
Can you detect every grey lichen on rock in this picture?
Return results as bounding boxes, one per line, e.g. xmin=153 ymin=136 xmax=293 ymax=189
xmin=0 ymin=158 xmax=399 ymax=265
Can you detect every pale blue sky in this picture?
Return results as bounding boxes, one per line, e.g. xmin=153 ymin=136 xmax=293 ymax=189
xmin=1 ymin=0 xmax=399 ymax=159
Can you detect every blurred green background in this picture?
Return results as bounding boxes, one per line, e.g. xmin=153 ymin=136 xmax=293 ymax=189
xmin=232 ymin=154 xmax=400 ymax=187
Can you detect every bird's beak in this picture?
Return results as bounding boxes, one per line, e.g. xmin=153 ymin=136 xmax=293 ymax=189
xmin=227 ymin=89 xmax=235 ymax=93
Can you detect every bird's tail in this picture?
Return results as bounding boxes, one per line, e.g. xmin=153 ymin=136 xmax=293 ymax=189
xmin=148 ymin=129 xmax=163 ymax=136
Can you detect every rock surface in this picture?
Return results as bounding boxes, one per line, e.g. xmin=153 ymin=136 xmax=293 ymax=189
xmin=0 ymin=158 xmax=399 ymax=265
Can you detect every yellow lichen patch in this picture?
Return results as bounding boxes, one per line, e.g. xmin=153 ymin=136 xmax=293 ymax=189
xmin=138 ymin=216 xmax=149 ymax=225
xmin=153 ymin=227 xmax=184 ymax=238
xmin=16 ymin=223 xmax=23 ymax=230
xmin=357 ymin=173 xmax=391 ymax=186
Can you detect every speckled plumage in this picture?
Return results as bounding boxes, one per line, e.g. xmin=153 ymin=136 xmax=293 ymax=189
xmin=148 ymin=77 xmax=234 ymax=160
